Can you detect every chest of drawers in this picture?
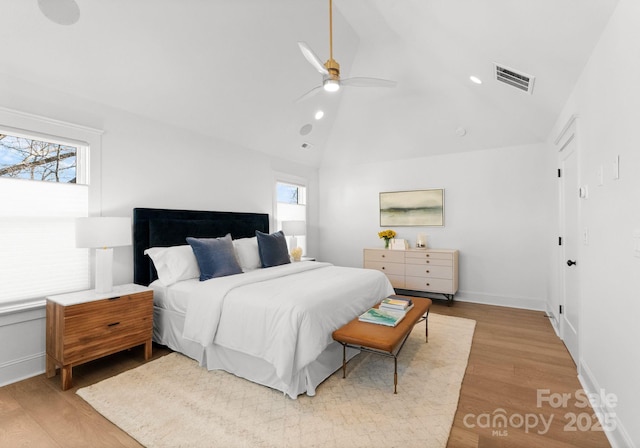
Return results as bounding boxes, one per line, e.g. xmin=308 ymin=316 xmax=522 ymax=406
xmin=364 ymin=248 xmax=459 ymax=303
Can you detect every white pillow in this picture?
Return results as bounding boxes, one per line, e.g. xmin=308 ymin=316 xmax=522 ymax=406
xmin=233 ymin=237 xmax=261 ymax=272
xmin=144 ymin=245 xmax=200 ymax=286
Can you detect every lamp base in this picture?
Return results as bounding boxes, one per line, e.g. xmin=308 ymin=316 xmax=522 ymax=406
xmin=95 ymin=248 xmax=113 ymax=294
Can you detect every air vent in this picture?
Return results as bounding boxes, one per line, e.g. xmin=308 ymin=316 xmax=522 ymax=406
xmin=494 ymin=63 xmax=535 ymax=94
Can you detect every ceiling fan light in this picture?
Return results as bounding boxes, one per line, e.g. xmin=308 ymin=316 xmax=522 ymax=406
xmin=323 ymin=79 xmax=340 ymax=92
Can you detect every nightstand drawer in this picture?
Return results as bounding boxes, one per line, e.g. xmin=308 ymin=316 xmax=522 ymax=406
xmin=64 ymin=293 xmax=152 ymax=330
xmin=63 ymin=319 xmax=152 ymax=364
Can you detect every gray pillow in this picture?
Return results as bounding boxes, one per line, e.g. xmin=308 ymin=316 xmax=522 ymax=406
xmin=186 ymin=234 xmax=243 ymax=281
xmin=256 ymin=230 xmax=291 ymax=268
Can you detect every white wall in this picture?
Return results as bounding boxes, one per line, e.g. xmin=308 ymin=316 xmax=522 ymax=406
xmin=549 ymin=0 xmax=640 ymax=445
xmin=318 ymin=142 xmax=554 ymax=310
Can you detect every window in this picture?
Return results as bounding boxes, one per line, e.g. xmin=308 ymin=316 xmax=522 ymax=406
xmin=0 ymin=127 xmax=90 ymax=309
xmin=276 ymin=180 xmax=307 ymax=256
xmin=0 ymin=133 xmax=79 ymax=183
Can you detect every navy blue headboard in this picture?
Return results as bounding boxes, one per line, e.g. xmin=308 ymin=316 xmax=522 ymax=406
xmin=133 ymin=207 xmax=269 ymax=286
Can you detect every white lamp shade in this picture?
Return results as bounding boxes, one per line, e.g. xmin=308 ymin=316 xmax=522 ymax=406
xmin=75 ymin=217 xmax=132 ymax=248
xmin=281 ymin=220 xmax=306 ymax=236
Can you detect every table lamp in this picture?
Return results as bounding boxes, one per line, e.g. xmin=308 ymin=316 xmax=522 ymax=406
xmin=281 ymin=220 xmax=306 ymax=250
xmin=76 ymin=217 xmax=132 ymax=293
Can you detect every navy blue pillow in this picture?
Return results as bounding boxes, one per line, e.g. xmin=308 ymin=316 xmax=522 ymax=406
xmin=186 ymin=234 xmax=243 ymax=281
xmin=256 ymin=230 xmax=291 ymax=268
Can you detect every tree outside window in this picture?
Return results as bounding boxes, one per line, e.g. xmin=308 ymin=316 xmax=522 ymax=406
xmin=0 ymin=133 xmax=77 ymax=183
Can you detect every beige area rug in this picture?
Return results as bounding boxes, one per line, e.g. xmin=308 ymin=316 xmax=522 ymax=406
xmin=77 ymin=313 xmax=475 ymax=448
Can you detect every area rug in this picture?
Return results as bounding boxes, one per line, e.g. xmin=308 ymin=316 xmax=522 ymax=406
xmin=77 ymin=313 xmax=475 ymax=448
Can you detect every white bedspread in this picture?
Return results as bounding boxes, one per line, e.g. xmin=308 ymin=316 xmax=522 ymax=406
xmin=183 ymin=261 xmax=394 ymax=387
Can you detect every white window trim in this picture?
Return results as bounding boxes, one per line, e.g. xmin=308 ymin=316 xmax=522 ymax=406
xmin=0 ymin=106 xmax=103 ymax=213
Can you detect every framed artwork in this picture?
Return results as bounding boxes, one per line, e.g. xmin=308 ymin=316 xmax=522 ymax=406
xmin=379 ymin=189 xmax=444 ymax=226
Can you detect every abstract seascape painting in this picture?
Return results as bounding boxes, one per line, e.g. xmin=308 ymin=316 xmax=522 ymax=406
xmin=380 ymin=189 xmax=444 ymax=226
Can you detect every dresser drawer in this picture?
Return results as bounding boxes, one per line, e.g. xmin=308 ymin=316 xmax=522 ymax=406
xmin=405 ymin=264 xmax=453 ymax=280
xmin=364 ymin=260 xmax=405 ymax=276
xmin=405 ymin=251 xmax=452 ymax=261
xmin=364 ymin=249 xmax=405 ymax=263
xmin=404 ymin=276 xmax=454 ymax=294
xmin=405 ymin=256 xmax=452 ymax=267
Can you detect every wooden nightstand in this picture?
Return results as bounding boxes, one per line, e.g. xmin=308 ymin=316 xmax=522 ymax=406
xmin=45 ymin=283 xmax=153 ymax=390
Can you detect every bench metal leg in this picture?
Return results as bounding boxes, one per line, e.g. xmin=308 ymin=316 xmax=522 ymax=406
xmin=394 ymin=356 xmax=398 ymax=394
xmin=342 ymin=343 xmax=347 ymax=378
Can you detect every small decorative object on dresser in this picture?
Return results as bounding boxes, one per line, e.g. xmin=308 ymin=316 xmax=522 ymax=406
xmin=46 ymin=283 xmax=154 ymax=390
xmin=363 ymin=248 xmax=459 ymax=305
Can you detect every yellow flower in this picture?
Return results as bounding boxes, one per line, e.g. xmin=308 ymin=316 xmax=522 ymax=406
xmin=378 ymin=229 xmax=396 ymax=240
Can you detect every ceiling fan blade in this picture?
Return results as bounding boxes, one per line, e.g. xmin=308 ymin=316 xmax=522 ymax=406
xmin=298 ymin=42 xmax=329 ymax=75
xmin=341 ymin=77 xmax=397 ymax=88
xmin=295 ymin=85 xmax=323 ymax=103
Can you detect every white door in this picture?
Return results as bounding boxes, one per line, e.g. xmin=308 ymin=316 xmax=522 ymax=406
xmin=559 ymin=132 xmax=580 ymax=365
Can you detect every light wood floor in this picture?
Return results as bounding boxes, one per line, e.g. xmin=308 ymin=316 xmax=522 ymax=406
xmin=0 ymin=301 xmax=610 ymax=448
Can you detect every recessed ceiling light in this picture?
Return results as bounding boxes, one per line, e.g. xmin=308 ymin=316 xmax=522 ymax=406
xmin=469 ymin=76 xmax=482 ymax=85
xmin=314 ymin=110 xmax=324 ymax=120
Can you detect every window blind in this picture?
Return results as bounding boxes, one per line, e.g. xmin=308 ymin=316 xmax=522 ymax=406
xmin=0 ymin=178 xmax=89 ymax=307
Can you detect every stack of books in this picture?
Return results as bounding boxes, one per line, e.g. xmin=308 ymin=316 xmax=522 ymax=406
xmin=379 ymin=296 xmax=413 ymax=312
xmin=358 ymin=296 xmax=413 ymax=327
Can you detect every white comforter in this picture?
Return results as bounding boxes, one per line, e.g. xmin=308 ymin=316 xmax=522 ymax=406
xmin=183 ymin=261 xmax=394 ymax=387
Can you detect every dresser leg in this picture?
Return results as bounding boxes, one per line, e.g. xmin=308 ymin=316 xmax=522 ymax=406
xmin=60 ymin=365 xmax=73 ymax=391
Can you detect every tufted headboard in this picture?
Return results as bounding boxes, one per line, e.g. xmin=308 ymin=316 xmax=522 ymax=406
xmin=133 ymin=207 xmax=269 ymax=286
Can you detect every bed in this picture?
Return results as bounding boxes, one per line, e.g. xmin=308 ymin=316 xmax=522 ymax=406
xmin=133 ymin=207 xmax=394 ymax=398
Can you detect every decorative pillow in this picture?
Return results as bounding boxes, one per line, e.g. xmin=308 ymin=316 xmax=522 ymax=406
xmin=233 ymin=237 xmax=261 ymax=271
xmin=255 ymin=230 xmax=291 ymax=268
xmin=144 ymin=245 xmax=200 ymax=287
xmin=186 ymin=234 xmax=243 ymax=281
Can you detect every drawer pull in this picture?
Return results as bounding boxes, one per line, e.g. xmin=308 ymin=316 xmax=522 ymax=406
xmin=426 ymin=260 xmax=430 ymax=264
xmin=426 ymin=283 xmax=430 ymax=286
xmin=108 ymin=296 xmax=121 ymax=301
xmin=381 ymin=254 xmax=385 ymax=258
xmin=107 ymin=322 xmax=120 ymax=327
xmin=426 ymin=254 xmax=430 ymax=258
xmin=381 ymin=267 xmax=385 ymax=270
xmin=426 ymin=270 xmax=430 ymax=273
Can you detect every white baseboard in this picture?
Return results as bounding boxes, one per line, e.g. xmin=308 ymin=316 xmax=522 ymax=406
xmin=545 ymin=303 xmax=561 ymax=337
xmin=578 ymin=360 xmax=635 ymax=448
xmin=0 ymin=352 xmax=45 ymax=387
xmin=454 ymin=290 xmax=546 ymax=311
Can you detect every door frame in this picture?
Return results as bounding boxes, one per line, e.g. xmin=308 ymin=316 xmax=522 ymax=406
xmin=556 ymin=114 xmax=582 ymax=369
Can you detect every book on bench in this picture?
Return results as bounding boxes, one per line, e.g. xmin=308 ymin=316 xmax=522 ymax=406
xmin=358 ymin=307 xmax=406 ymax=327
xmin=380 ymin=296 xmax=413 ymax=312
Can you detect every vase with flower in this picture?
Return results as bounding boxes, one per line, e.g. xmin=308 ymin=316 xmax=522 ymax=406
xmin=378 ymin=229 xmax=396 ymax=249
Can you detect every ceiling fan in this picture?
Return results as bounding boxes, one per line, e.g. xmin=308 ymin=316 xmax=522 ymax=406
xmin=296 ymin=0 xmax=397 ymax=102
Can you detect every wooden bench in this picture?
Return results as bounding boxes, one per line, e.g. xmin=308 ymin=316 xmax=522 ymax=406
xmin=332 ymin=297 xmax=432 ymax=393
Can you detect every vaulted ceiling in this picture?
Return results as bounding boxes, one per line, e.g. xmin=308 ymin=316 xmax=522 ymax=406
xmin=2 ymin=0 xmax=620 ymax=167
